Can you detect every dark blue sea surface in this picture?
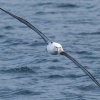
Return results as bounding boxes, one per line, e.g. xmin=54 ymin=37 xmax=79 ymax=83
xmin=0 ymin=0 xmax=100 ymax=100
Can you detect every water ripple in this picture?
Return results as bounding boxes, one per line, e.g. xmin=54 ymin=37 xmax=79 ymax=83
xmin=3 ymin=26 xmax=14 ymax=30
xmin=14 ymin=89 xmax=42 ymax=95
xmin=32 ymin=2 xmax=53 ymax=7
xmin=56 ymin=3 xmax=79 ymax=9
xmin=48 ymin=66 xmax=65 ymax=70
xmin=0 ymin=34 xmax=5 ymax=38
xmin=77 ymin=85 xmax=96 ymax=91
xmin=48 ymin=74 xmax=64 ymax=79
xmin=79 ymin=32 xmax=100 ymax=35
xmin=76 ymin=51 xmax=93 ymax=55
xmin=0 ymin=66 xmax=36 ymax=74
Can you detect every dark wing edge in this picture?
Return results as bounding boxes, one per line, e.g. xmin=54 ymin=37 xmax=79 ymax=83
xmin=0 ymin=8 xmax=53 ymax=44
xmin=60 ymin=51 xmax=100 ymax=87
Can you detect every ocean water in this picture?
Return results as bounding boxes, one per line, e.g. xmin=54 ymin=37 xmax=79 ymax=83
xmin=0 ymin=0 xmax=100 ymax=100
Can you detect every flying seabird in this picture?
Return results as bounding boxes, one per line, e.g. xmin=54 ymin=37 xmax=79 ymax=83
xmin=0 ymin=8 xmax=100 ymax=87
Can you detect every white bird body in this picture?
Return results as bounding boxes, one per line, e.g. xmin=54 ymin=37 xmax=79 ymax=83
xmin=0 ymin=8 xmax=100 ymax=87
xmin=47 ymin=42 xmax=64 ymax=55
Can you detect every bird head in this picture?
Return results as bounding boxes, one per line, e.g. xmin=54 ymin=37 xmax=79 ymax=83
xmin=47 ymin=42 xmax=64 ymax=55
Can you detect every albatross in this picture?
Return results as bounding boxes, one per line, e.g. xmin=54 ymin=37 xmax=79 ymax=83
xmin=0 ymin=8 xmax=100 ymax=87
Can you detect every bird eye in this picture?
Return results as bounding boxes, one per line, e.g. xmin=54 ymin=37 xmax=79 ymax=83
xmin=55 ymin=47 xmax=58 ymax=50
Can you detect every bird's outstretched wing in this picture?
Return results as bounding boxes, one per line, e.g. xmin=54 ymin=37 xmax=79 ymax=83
xmin=61 ymin=51 xmax=100 ymax=87
xmin=0 ymin=8 xmax=52 ymax=44
xmin=1 ymin=8 xmax=100 ymax=87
